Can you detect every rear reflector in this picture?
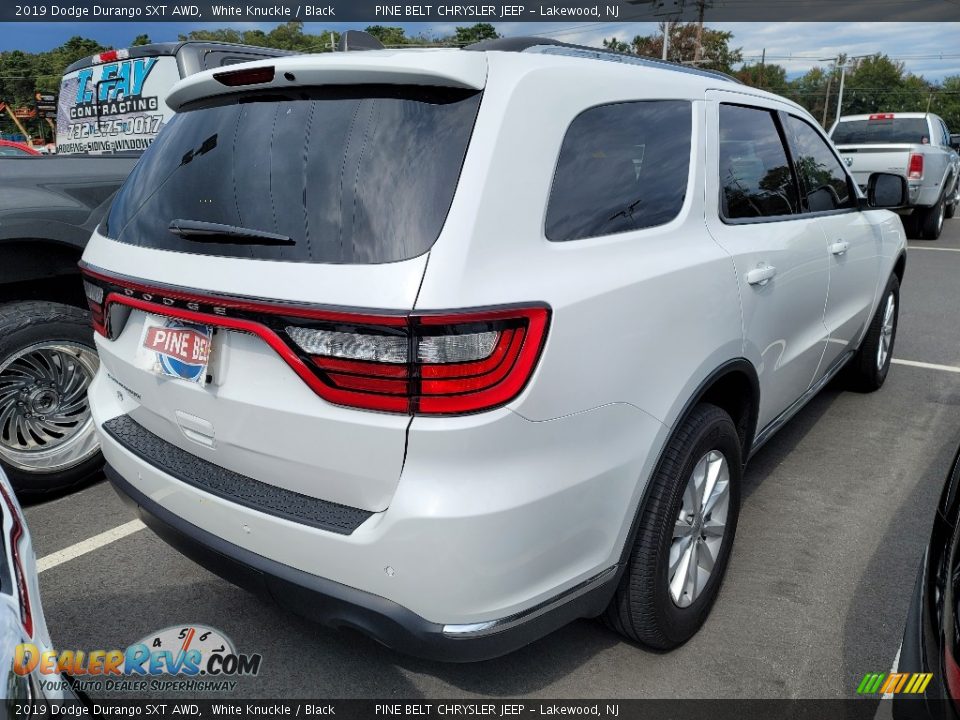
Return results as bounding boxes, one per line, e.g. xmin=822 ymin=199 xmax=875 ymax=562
xmin=214 ymin=66 xmax=275 ymax=86
xmin=908 ymin=153 xmax=924 ymax=180
xmin=79 ymin=266 xmax=549 ymax=416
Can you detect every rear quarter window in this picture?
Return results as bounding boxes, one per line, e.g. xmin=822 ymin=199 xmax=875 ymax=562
xmin=545 ymin=100 xmax=692 ymax=242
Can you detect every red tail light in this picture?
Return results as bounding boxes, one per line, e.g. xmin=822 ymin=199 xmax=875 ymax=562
xmin=79 ymin=266 xmax=549 ymax=416
xmin=908 ymin=153 xmax=924 ymax=180
xmin=214 ymin=66 xmax=275 ymax=87
xmin=0 ymin=482 xmax=33 ymax=637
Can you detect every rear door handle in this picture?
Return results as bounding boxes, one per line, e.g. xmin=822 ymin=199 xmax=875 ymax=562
xmin=746 ymin=264 xmax=777 ymax=286
xmin=830 ymin=240 xmax=850 ymax=256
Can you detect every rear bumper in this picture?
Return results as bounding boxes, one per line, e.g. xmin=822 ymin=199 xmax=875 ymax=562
xmin=106 ymin=464 xmax=616 ymax=662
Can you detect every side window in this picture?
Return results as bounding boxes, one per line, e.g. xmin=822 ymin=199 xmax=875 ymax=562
xmin=718 ymin=104 xmax=799 ymax=220
xmin=941 ymin=120 xmax=951 ymax=147
xmin=784 ymin=115 xmax=855 ymax=213
xmin=545 ymin=101 xmax=691 ymax=242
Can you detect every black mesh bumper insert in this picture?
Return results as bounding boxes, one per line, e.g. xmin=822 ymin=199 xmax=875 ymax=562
xmin=102 ymin=415 xmax=373 ymax=535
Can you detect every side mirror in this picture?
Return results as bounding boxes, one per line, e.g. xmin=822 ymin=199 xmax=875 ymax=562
xmin=950 ymin=133 xmax=960 ymax=151
xmin=867 ymin=172 xmax=907 ymax=208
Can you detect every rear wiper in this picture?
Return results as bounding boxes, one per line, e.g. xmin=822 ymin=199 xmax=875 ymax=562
xmin=168 ymin=219 xmax=295 ymax=247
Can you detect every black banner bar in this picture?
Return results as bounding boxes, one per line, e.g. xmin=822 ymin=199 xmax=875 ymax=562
xmin=0 ymin=699 xmax=910 ymax=720
xmin=3 ymin=0 xmax=960 ymax=23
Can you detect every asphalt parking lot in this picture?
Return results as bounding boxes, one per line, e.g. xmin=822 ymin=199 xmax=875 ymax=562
xmin=23 ymin=217 xmax=960 ymax=700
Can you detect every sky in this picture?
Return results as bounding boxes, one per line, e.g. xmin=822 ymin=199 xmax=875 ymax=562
xmin=2 ymin=21 xmax=959 ymax=81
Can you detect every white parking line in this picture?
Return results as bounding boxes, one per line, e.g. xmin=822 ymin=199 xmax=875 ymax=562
xmin=881 ymin=643 xmax=902 ymax=700
xmin=892 ymin=358 xmax=960 ymax=374
xmin=36 ymin=520 xmax=145 ymax=573
xmin=907 ymin=245 xmax=960 ymax=252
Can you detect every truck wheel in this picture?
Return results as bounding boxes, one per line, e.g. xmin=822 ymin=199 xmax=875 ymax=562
xmin=0 ymin=302 xmax=102 ymax=497
xmin=604 ymin=403 xmax=741 ymax=649
xmin=920 ymin=196 xmax=946 ymax=239
xmin=901 ymin=212 xmax=921 ymax=240
xmin=846 ymin=275 xmax=899 ymax=393
xmin=946 ymin=189 xmax=958 ymax=220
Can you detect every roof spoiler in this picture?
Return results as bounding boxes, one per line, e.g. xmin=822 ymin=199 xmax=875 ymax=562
xmin=166 ymin=52 xmax=486 ymax=111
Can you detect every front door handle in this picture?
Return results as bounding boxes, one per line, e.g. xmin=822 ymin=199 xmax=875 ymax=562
xmin=746 ymin=264 xmax=777 ymax=286
xmin=830 ymin=240 xmax=850 ymax=256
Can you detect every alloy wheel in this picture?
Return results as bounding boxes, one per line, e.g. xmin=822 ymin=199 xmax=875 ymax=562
xmin=669 ymin=450 xmax=730 ymax=608
xmin=0 ymin=342 xmax=100 ymax=474
xmin=876 ymin=292 xmax=896 ymax=372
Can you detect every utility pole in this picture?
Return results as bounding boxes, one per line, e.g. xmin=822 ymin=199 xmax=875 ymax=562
xmin=835 ymin=60 xmax=847 ymax=127
xmin=822 ymin=56 xmax=837 ymax=128
xmin=758 ymin=48 xmax=765 ymax=89
xmin=329 ymin=32 xmax=335 ymax=52
xmin=661 ymin=21 xmax=672 ymax=60
xmin=693 ymin=0 xmax=707 ymax=64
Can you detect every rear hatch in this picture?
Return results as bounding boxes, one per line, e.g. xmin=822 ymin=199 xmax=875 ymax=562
xmin=82 ymin=53 xmax=486 ymax=512
xmin=831 ymin=115 xmax=929 ymax=187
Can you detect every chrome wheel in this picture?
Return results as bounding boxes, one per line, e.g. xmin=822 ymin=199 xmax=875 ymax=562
xmin=670 ymin=450 xmax=730 ymax=608
xmin=876 ymin=292 xmax=896 ymax=371
xmin=0 ymin=342 xmax=99 ymax=473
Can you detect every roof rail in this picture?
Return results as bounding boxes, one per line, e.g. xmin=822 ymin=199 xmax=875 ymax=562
xmin=464 ymin=36 xmax=741 ymax=84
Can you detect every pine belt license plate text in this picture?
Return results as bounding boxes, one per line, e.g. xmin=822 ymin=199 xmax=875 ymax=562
xmin=141 ymin=317 xmax=214 ymax=385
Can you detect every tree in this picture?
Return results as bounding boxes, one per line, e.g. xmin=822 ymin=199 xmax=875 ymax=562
xmin=364 ymin=25 xmax=409 ymax=46
xmin=131 ymin=34 xmax=151 ymax=47
xmin=602 ymin=37 xmax=631 ymax=53
xmin=623 ymin=22 xmax=742 ymax=74
xmin=841 ymin=54 xmax=929 ymax=116
xmin=930 ymin=75 xmax=960 ymax=133
xmin=736 ymin=62 xmax=789 ymax=95
xmin=453 ymin=23 xmax=499 ymax=46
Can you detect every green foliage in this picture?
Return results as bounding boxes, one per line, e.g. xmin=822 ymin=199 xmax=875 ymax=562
xmin=618 ymin=22 xmax=743 ymax=74
xmin=453 ymin=23 xmax=500 ymax=46
xmin=130 ymin=34 xmax=151 ymax=47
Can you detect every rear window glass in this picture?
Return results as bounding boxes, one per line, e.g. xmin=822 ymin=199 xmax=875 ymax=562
xmin=831 ymin=117 xmax=930 ymax=145
xmin=545 ymin=100 xmax=691 ymax=242
xmin=102 ymin=85 xmax=482 ymax=264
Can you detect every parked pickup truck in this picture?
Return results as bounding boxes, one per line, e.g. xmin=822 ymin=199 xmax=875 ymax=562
xmin=0 ymin=40 xmax=292 ymax=496
xmin=830 ymin=112 xmax=960 ymax=239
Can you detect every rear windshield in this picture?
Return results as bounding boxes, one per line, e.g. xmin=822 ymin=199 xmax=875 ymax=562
xmin=831 ymin=117 xmax=930 ymax=145
xmin=101 ymin=85 xmax=482 ymax=264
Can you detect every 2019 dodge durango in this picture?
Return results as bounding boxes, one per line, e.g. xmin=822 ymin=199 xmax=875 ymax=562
xmin=80 ymin=39 xmax=909 ymax=660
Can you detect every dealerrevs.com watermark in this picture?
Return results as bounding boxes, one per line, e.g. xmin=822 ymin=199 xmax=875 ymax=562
xmin=15 ymin=624 xmax=262 ymax=694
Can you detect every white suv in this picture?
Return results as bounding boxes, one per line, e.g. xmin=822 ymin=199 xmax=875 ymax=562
xmin=80 ymin=39 xmax=908 ymax=660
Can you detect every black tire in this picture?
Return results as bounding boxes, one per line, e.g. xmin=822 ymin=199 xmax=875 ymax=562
xmin=0 ymin=301 xmax=103 ymax=498
xmin=946 ymin=193 xmax=957 ymax=220
xmin=920 ymin=195 xmax=946 ymax=240
xmin=604 ymin=403 xmax=742 ymax=650
xmin=846 ymin=274 xmax=900 ymax=393
xmin=901 ymin=212 xmax=921 ymax=240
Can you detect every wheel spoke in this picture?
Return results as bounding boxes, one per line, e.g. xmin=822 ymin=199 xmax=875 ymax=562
xmin=702 ymin=519 xmax=725 ymax=537
xmin=702 ymin=481 xmax=729 ymax=519
xmin=685 ymin=542 xmax=700 ymax=600
xmin=698 ymin=538 xmax=716 ymax=573
xmin=669 ymin=541 xmax=694 ymax=602
xmin=674 ymin=518 xmax=694 ymax=539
